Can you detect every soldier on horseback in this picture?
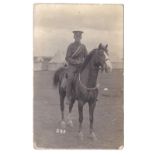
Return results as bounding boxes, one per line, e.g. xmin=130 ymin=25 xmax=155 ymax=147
xmin=65 ymin=31 xmax=88 ymax=105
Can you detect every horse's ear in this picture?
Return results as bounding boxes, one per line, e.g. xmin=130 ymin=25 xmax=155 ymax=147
xmin=98 ymin=43 xmax=103 ymax=49
xmin=105 ymin=44 xmax=108 ymax=49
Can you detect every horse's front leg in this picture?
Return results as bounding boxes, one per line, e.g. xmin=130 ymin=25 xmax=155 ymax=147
xmin=78 ymin=100 xmax=84 ymax=140
xmin=88 ymin=102 xmax=97 ymax=141
xmin=66 ymin=98 xmax=75 ymax=127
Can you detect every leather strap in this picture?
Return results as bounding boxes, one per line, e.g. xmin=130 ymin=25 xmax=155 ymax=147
xmin=71 ymin=45 xmax=82 ymax=58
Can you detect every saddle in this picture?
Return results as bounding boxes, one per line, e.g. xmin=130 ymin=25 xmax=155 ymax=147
xmin=60 ymin=65 xmax=79 ymax=90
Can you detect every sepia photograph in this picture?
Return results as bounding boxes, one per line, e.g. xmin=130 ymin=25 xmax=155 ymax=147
xmin=1 ymin=0 xmax=155 ymax=154
xmin=33 ymin=4 xmax=123 ymax=149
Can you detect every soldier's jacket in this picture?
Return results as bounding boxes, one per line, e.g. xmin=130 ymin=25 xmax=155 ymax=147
xmin=65 ymin=42 xmax=88 ymax=66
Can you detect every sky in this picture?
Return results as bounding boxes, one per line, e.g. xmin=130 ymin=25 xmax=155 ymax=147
xmin=34 ymin=4 xmax=123 ymax=62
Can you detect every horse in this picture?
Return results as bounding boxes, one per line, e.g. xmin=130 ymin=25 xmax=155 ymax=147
xmin=53 ymin=43 xmax=112 ymax=140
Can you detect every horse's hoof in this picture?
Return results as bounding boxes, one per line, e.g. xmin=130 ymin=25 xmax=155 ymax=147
xmin=60 ymin=121 xmax=66 ymax=129
xmin=67 ymin=120 xmax=74 ymax=128
xmin=89 ymin=132 xmax=97 ymax=141
xmin=78 ymin=132 xmax=84 ymax=141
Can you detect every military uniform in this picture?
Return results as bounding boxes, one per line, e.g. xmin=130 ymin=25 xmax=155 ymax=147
xmin=65 ymin=33 xmax=88 ymax=103
xmin=65 ymin=42 xmax=87 ymax=66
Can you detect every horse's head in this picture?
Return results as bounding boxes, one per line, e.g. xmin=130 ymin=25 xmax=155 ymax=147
xmin=93 ymin=43 xmax=112 ymax=73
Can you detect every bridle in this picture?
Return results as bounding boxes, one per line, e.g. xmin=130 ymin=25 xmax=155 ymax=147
xmin=105 ymin=58 xmax=110 ymax=62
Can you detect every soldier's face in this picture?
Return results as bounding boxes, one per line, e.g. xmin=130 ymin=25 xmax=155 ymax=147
xmin=74 ymin=35 xmax=82 ymax=42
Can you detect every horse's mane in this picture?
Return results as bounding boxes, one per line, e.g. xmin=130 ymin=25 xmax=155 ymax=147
xmin=80 ymin=49 xmax=97 ymax=72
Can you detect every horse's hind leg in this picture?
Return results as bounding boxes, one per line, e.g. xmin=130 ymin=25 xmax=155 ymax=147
xmin=67 ymin=98 xmax=75 ymax=127
xmin=88 ymin=102 xmax=97 ymax=141
xmin=60 ymin=92 xmax=66 ymax=128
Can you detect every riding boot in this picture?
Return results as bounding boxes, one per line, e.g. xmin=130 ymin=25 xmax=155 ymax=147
xmin=64 ymin=96 xmax=72 ymax=105
xmin=65 ymin=65 xmax=76 ymax=105
xmin=64 ymin=80 xmax=72 ymax=105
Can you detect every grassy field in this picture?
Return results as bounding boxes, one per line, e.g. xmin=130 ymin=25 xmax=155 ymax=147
xmin=33 ymin=69 xmax=123 ymax=149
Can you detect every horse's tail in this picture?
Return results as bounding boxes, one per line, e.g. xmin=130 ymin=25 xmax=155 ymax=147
xmin=53 ymin=67 xmax=65 ymax=87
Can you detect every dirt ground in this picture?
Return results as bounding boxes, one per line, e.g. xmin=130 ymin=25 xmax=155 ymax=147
xmin=33 ymin=69 xmax=123 ymax=149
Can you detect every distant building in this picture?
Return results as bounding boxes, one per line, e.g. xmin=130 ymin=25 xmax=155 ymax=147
xmin=48 ymin=51 xmax=66 ymax=71
xmin=33 ymin=56 xmax=52 ymax=71
xmin=48 ymin=61 xmax=65 ymax=71
xmin=34 ymin=57 xmax=43 ymax=71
